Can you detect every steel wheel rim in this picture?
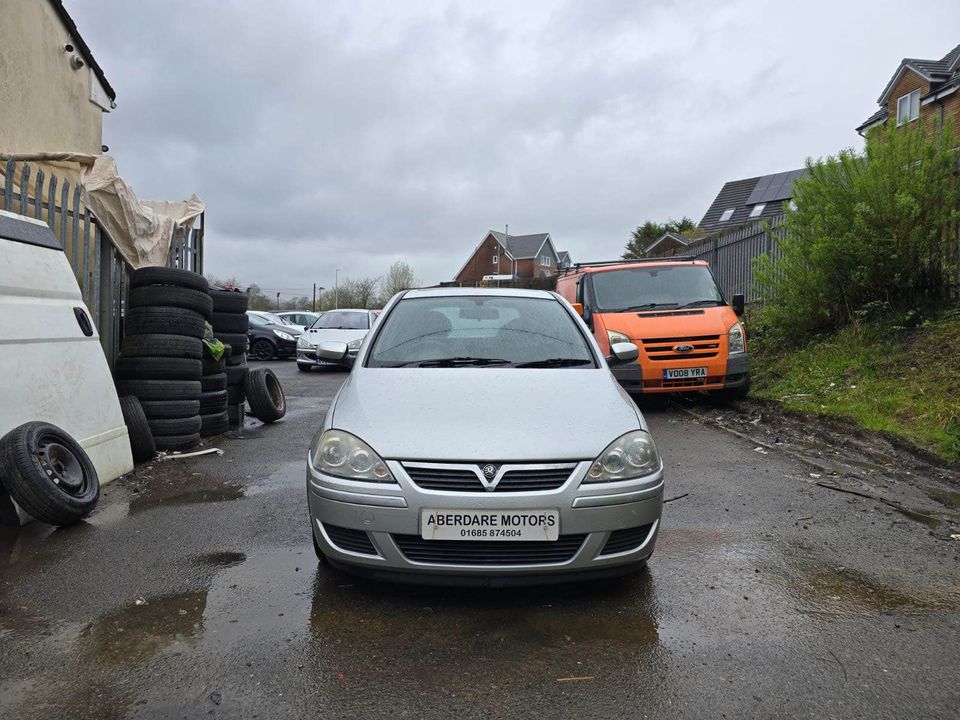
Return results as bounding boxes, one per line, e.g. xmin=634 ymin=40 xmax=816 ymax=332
xmin=36 ymin=438 xmax=87 ymax=496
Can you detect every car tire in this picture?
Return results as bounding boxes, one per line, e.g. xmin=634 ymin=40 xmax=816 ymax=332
xmin=226 ymin=350 xmax=245 ymax=366
xmin=209 ymin=289 xmax=249 ymax=314
xmin=0 ymin=422 xmax=99 ymax=525
xmin=250 ymin=339 xmax=275 ymax=361
xmin=119 ymin=396 xmax=156 ymax=463
xmin=124 ymin=307 xmax=206 ymax=338
xmin=154 ymin=433 xmax=201 ymax=452
xmin=245 ymin=367 xmax=286 ymax=423
xmin=199 ymin=389 xmax=228 ymax=414
xmin=115 ymin=357 xmax=203 ymax=381
xmin=202 ymin=355 xmax=225 ymax=375
xmin=225 ymin=364 xmax=247 ymax=386
xmin=115 ymin=379 xmax=202 ymax=401
xmin=129 ymin=286 xmax=213 ymax=319
xmin=200 ymin=373 xmax=228 ymax=392
xmin=297 ymin=363 xmax=312 ymax=372
xmin=200 ymin=411 xmax=229 ymax=437
xmin=147 ymin=415 xmax=202 ymax=436
xmin=138 ymin=399 xmax=201 ymax=419
xmin=216 ymin=332 xmax=249 ymax=354
xmin=211 ymin=312 xmax=250 ymax=333
xmin=130 ymin=266 xmax=209 ymax=293
xmin=120 ymin=334 xmax=203 ymax=359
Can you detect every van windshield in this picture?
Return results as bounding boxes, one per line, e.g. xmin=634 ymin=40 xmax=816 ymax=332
xmin=590 ymin=265 xmax=724 ymax=312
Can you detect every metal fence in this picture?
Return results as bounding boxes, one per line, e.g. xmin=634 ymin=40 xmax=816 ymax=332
xmin=675 ymin=217 xmax=784 ymax=302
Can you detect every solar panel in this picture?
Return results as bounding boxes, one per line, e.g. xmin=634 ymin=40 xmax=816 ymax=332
xmin=746 ymin=174 xmax=776 ymax=205
xmin=746 ymin=169 xmax=806 ymax=205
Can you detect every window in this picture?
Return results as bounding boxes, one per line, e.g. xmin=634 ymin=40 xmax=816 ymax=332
xmin=718 ymin=208 xmax=735 ymax=222
xmin=896 ymin=89 xmax=920 ymax=126
xmin=749 ymin=203 xmax=765 ymax=218
xmin=589 ymin=265 xmax=723 ymax=312
xmin=314 ymin=311 xmax=369 ymax=330
xmin=540 ymin=254 xmax=552 ymax=266
xmin=492 ymin=255 xmax=498 ymax=264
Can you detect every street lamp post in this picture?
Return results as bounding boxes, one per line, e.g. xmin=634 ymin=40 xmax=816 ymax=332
xmin=316 ymin=286 xmax=325 ymax=312
xmin=335 ymin=269 xmax=340 ymax=309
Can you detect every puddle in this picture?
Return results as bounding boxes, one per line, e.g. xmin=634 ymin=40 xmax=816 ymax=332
xmin=245 ymin=460 xmax=305 ymax=495
xmin=128 ymin=483 xmax=245 ymax=514
xmin=194 ymin=551 xmax=247 ymax=568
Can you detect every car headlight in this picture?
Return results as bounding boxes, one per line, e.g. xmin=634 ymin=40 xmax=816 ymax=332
xmin=310 ymin=430 xmax=395 ymax=482
xmin=274 ymin=330 xmax=295 ymax=341
xmin=346 ymin=338 xmax=363 ymax=351
xmin=585 ymin=430 xmax=660 ymax=482
xmin=727 ymin=322 xmax=745 ymax=354
xmin=607 ymin=329 xmax=630 ymax=345
xmin=297 ymin=337 xmax=315 ymax=349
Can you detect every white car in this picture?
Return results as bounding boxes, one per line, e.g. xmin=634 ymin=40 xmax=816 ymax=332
xmin=277 ymin=311 xmax=321 ymax=333
xmin=296 ymin=309 xmax=378 ymax=371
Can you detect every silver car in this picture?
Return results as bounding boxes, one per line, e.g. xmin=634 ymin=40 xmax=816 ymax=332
xmin=305 ymin=287 xmax=664 ymax=584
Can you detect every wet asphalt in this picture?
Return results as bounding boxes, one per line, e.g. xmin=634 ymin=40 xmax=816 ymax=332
xmin=1 ymin=361 xmax=959 ymax=719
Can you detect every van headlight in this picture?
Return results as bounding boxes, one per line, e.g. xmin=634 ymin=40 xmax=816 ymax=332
xmin=310 ymin=430 xmax=394 ymax=482
xmin=728 ymin=323 xmax=745 ymax=354
xmin=585 ymin=431 xmax=660 ymax=482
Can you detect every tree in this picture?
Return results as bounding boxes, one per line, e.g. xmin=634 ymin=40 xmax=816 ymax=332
xmin=318 ymin=276 xmax=383 ymax=309
xmin=381 ymin=261 xmax=418 ymax=304
xmin=755 ymin=118 xmax=959 ymax=340
xmin=623 ymin=217 xmax=697 ymax=258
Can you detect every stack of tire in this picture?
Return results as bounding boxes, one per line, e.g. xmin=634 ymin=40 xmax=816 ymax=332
xmin=116 ymin=267 xmax=211 ymax=452
xmin=199 ymin=344 xmax=229 ymax=437
xmin=208 ymin=289 xmax=250 ymax=426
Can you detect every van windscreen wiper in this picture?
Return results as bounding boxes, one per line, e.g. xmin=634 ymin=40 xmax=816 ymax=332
xmin=678 ymin=299 xmax=724 ymax=308
xmin=608 ymin=302 xmax=678 ymax=312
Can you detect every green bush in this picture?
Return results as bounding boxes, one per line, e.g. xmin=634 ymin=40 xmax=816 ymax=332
xmin=755 ymin=119 xmax=959 ymax=341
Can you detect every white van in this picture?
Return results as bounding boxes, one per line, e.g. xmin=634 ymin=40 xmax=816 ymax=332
xmin=0 ymin=211 xmax=132 ymax=523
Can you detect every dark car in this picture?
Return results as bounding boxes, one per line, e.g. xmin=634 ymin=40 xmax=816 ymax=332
xmin=246 ymin=311 xmax=301 ymax=360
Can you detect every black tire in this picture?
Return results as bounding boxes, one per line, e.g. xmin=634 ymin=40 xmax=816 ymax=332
xmin=245 ymin=367 xmax=286 ymax=423
xmin=211 ymin=312 xmax=250 ymax=333
xmin=202 ymin=354 xmax=225 ymax=375
xmin=124 ymin=307 xmax=205 ymax=338
xmin=130 ymin=266 xmax=209 ymax=293
xmin=227 ymin=384 xmax=245 ymax=405
xmin=147 ymin=415 xmax=202 ymax=436
xmin=217 ymin=332 xmax=249 ymax=354
xmin=0 ymin=422 xmax=99 ymax=525
xmin=116 ymin=357 xmax=203 ymax=381
xmin=115 ymin=379 xmax=201 ymax=401
xmin=226 ymin=350 xmax=245 ymax=366
xmin=225 ymin=364 xmax=247 ymax=386
xmin=138 ymin=399 xmax=201 ymax=419
xmin=297 ymin=363 xmax=312 ymax=372
xmin=200 ymin=411 xmax=230 ymax=437
xmin=129 ymin=286 xmax=213 ymax=319
xmin=201 ymin=373 xmax=228 ymax=392
xmin=155 ymin=433 xmax=201 ymax=452
xmin=210 ymin=289 xmax=248 ymax=314
xmin=119 ymin=396 xmax=156 ymax=464
xmin=199 ymin=389 xmax=228 ymax=414
xmin=709 ymin=381 xmax=751 ymax=404
xmin=250 ymin=338 xmax=276 ymax=361
xmin=120 ymin=334 xmax=203 ymax=359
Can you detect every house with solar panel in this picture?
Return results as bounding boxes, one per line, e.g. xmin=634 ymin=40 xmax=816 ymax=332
xmin=454 ymin=231 xmax=571 ymax=284
xmin=696 ymin=168 xmax=806 ymax=235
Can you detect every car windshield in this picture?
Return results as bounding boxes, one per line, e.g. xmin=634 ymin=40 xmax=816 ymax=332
xmin=313 ymin=311 xmax=369 ymax=330
xmin=366 ymin=296 xmax=596 ymax=368
xmin=590 ymin=265 xmax=724 ymax=312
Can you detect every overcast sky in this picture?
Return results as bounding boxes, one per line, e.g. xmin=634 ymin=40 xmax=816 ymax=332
xmin=70 ymin=0 xmax=960 ymax=299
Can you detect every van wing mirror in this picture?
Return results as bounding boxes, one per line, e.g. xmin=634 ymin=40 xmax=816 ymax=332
xmin=316 ymin=340 xmax=350 ymax=363
xmin=607 ymin=342 xmax=639 ymax=366
xmin=731 ymin=293 xmax=745 ymax=316
xmin=571 ymin=302 xmax=584 ymax=316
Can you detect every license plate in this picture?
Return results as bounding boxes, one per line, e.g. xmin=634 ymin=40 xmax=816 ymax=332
xmin=663 ymin=367 xmax=707 ymax=380
xmin=420 ymin=509 xmax=560 ymax=541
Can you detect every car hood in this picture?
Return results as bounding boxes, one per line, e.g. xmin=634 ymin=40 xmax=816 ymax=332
xmin=330 ymin=368 xmax=643 ymax=461
xmin=301 ymin=328 xmax=367 ymax=343
xmin=602 ymin=305 xmax=735 ymax=340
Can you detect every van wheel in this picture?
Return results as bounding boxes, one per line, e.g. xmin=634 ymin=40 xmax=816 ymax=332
xmin=0 ymin=422 xmax=100 ymax=525
xmin=119 ymin=396 xmax=157 ymax=463
xmin=245 ymin=368 xmax=286 ymax=423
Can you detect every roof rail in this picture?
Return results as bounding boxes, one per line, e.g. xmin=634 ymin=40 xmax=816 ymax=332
xmin=558 ymin=256 xmax=699 ymax=274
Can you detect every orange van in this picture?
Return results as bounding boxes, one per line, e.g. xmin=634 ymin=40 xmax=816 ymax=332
xmin=555 ymin=258 xmax=749 ymax=399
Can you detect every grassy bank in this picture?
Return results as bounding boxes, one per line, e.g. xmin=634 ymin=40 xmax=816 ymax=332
xmin=750 ymin=306 xmax=960 ymax=462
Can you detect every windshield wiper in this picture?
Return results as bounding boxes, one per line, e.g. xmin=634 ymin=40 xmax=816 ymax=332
xmin=678 ymin=299 xmax=724 ymax=308
xmin=416 ymin=357 xmax=512 ymax=368
xmin=515 ymin=358 xmax=593 ymax=368
xmin=607 ymin=302 xmax=679 ymax=312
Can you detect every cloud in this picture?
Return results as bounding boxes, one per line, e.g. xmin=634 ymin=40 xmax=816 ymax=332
xmin=68 ymin=0 xmax=960 ymax=295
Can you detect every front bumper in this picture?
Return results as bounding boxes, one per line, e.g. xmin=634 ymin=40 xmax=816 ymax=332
xmin=297 ymin=346 xmax=357 ymax=367
xmin=274 ymin=338 xmax=298 ymax=358
xmin=612 ymin=352 xmax=750 ymax=393
xmin=306 ymin=459 xmax=663 ymax=582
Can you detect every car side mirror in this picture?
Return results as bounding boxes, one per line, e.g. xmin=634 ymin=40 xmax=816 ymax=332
xmin=316 ymin=340 xmax=350 ymax=363
xmin=606 ymin=342 xmax=639 ymax=366
xmin=732 ymin=293 xmax=745 ymax=317
xmin=571 ymin=302 xmax=584 ymax=316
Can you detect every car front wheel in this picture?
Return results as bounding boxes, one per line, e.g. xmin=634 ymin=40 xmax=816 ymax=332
xmin=250 ymin=339 xmax=275 ymax=361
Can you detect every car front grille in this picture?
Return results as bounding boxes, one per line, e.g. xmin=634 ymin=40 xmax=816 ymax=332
xmin=402 ymin=463 xmax=576 ymax=492
xmin=600 ymin=524 xmax=653 ymax=555
xmin=393 ymin=534 xmax=587 ymax=565
xmin=323 ymin=524 xmax=378 ymax=555
xmin=641 ymin=335 xmax=721 ymax=361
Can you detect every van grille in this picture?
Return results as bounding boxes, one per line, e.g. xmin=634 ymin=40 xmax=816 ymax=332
xmin=403 ymin=463 xmax=575 ymax=492
xmin=393 ymin=534 xmax=586 ymax=565
xmin=643 ymin=375 xmax=724 ymax=389
xmin=641 ymin=335 xmax=721 ymax=361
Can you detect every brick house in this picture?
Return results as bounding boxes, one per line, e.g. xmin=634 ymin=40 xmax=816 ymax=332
xmin=454 ymin=231 xmax=570 ymax=283
xmin=856 ymin=43 xmax=960 ymax=136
